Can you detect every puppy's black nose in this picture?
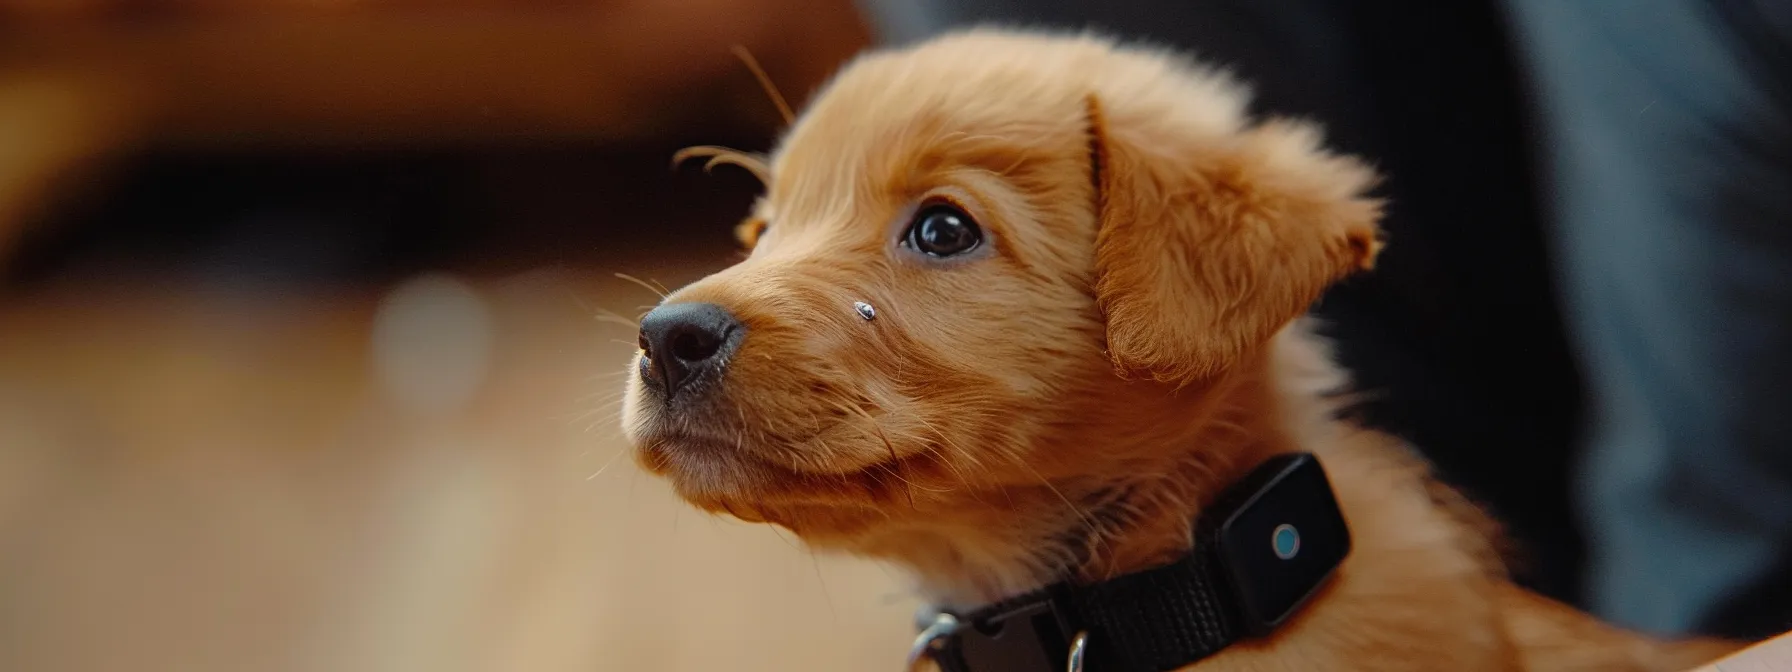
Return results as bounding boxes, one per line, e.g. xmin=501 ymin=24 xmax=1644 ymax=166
xmin=637 ymin=302 xmax=742 ymax=398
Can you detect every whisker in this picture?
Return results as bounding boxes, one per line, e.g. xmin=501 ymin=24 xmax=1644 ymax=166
xmin=673 ymin=146 xmax=771 ymax=185
xmin=614 ymin=272 xmax=669 ymax=299
xmin=830 ymin=401 xmax=920 ymax=506
xmin=808 ymin=549 xmax=839 ymax=623
xmin=731 ymin=44 xmax=795 ymax=125
xmin=593 ymin=310 xmax=641 ymax=331
xmin=889 ymin=437 xmax=914 ymax=507
xmin=558 ymin=403 xmax=614 ymax=425
xmin=569 ymin=403 xmax=626 ymax=429
xmin=905 ymin=412 xmax=987 ymax=473
xmin=767 ymin=522 xmax=803 ymax=552
xmin=1014 ymin=458 xmax=1112 ymax=564
xmin=584 ymin=445 xmax=630 ymax=481
xmin=898 ymin=417 xmax=990 ymax=505
xmin=569 ymin=386 xmax=627 ymax=403
xmin=847 ymin=426 xmax=953 ymax=498
xmin=919 ymin=441 xmax=980 ymax=501
xmin=566 ymin=389 xmax=626 ymax=412
xmin=560 ymin=284 xmax=599 ymax=316
xmin=582 ymin=416 xmax=624 ymax=436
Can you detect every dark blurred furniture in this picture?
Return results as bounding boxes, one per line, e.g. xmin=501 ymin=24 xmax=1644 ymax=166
xmin=0 ymin=0 xmax=869 ymax=288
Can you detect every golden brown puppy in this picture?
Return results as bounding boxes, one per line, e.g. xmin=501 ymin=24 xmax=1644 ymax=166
xmin=621 ymin=29 xmax=1743 ymax=671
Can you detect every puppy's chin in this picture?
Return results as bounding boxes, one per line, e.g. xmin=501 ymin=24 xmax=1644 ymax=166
xmin=624 ymin=400 xmax=779 ymax=510
xmin=634 ymin=432 xmax=765 ymax=498
xmin=630 ymin=431 xmax=900 ymax=538
xmin=623 ymin=375 xmax=905 ymax=528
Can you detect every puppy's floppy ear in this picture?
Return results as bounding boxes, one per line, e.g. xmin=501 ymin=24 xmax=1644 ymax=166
xmin=1086 ymin=92 xmax=1383 ymax=385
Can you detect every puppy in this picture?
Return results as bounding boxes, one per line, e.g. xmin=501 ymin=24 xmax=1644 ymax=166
xmin=621 ymin=29 xmax=1743 ymax=671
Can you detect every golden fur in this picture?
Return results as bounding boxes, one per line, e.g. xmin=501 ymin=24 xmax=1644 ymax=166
xmin=622 ymin=29 xmax=1743 ymax=670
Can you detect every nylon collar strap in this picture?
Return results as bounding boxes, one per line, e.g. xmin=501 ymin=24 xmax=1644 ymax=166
xmin=916 ymin=452 xmax=1351 ymax=672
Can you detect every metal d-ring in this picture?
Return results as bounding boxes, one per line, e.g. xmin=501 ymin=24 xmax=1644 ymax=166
xmin=905 ymin=612 xmax=1087 ymax=672
xmin=906 ymin=612 xmax=961 ymax=672
xmin=1065 ymin=631 xmax=1089 ymax=672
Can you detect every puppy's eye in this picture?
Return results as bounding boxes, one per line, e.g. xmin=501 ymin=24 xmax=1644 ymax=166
xmin=903 ymin=205 xmax=982 ymax=257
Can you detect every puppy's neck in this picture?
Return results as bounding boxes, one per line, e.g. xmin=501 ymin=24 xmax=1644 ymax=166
xmin=878 ymin=327 xmax=1347 ymax=609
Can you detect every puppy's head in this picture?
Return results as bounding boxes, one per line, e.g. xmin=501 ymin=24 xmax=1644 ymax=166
xmin=622 ymin=30 xmax=1380 ymax=562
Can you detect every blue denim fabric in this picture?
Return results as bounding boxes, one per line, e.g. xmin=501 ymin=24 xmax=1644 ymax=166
xmin=1503 ymin=0 xmax=1792 ymax=636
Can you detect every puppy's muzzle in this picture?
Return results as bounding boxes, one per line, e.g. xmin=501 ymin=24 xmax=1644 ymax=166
xmin=637 ymin=302 xmax=744 ymax=400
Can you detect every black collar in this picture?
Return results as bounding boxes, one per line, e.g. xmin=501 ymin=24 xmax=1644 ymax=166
xmin=911 ymin=453 xmax=1351 ymax=672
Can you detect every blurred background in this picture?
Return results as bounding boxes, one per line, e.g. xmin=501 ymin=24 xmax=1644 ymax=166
xmin=0 ymin=2 xmax=910 ymax=672
xmin=0 ymin=1 xmax=1787 ymax=671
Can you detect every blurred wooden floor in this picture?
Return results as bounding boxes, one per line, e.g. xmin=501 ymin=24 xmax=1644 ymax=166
xmin=0 ymin=3 xmax=895 ymax=660
xmin=0 ymin=258 xmax=917 ymax=671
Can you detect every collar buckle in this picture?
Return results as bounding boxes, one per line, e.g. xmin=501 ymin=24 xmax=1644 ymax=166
xmin=907 ymin=611 xmax=961 ymax=672
xmin=1064 ymin=631 xmax=1090 ymax=672
xmin=925 ymin=591 xmax=1079 ymax=672
xmin=909 ymin=607 xmax=1090 ymax=672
